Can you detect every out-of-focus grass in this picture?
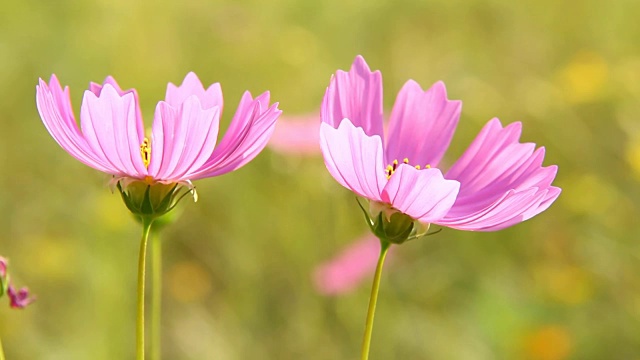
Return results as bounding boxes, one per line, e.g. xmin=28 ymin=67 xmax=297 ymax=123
xmin=0 ymin=0 xmax=639 ymax=359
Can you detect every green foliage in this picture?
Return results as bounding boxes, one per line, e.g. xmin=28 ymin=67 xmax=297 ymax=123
xmin=1 ymin=0 xmax=639 ymax=359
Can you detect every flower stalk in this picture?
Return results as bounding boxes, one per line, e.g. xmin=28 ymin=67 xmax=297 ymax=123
xmin=137 ymin=217 xmax=154 ymax=360
xmin=151 ymin=232 xmax=162 ymax=360
xmin=0 ymin=335 xmax=5 ymax=360
xmin=360 ymin=240 xmax=391 ymax=360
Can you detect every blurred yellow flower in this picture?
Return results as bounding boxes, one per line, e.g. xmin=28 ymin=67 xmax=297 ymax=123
xmin=626 ymin=139 xmax=640 ymax=179
xmin=534 ymin=264 xmax=594 ymax=305
xmin=522 ymin=325 xmax=573 ymax=360
xmin=167 ymin=261 xmax=213 ymax=303
xmin=558 ymin=51 xmax=609 ymax=103
xmin=29 ymin=237 xmax=78 ymax=280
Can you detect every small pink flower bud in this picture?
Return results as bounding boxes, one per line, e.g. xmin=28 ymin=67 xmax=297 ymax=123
xmin=7 ymin=285 xmax=35 ymax=309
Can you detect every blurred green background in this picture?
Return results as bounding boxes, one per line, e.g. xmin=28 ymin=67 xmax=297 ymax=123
xmin=1 ymin=0 xmax=639 ymax=359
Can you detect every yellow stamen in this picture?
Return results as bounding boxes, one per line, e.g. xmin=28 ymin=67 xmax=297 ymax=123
xmin=140 ymin=138 xmax=151 ymax=168
xmin=385 ymin=157 xmax=434 ymax=179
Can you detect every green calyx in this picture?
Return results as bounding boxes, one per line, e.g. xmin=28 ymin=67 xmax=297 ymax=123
xmin=117 ymin=180 xmax=195 ymax=221
xmin=372 ymin=211 xmax=414 ymax=245
xmin=356 ymin=198 xmax=437 ymax=245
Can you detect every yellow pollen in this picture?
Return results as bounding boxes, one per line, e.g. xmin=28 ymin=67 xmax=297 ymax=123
xmin=385 ymin=158 xmax=433 ymax=179
xmin=140 ymin=138 xmax=151 ymax=168
xmin=386 ymin=158 xmax=408 ymax=179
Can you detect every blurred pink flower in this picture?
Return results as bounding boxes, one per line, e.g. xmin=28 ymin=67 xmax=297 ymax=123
xmin=269 ymin=114 xmax=321 ymax=155
xmin=7 ymin=285 xmax=35 ymax=309
xmin=314 ymin=235 xmax=394 ymax=295
xmin=321 ymin=56 xmax=561 ymax=231
xmin=269 ymin=116 xmax=386 ymax=295
xmin=0 ymin=256 xmax=34 ymax=309
xmin=36 ymin=73 xmax=281 ymax=188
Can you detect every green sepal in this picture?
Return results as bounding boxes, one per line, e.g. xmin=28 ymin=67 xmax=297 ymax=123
xmin=0 ymin=272 xmax=9 ymax=298
xmin=140 ymin=185 xmax=154 ymax=215
xmin=0 ymin=276 xmax=5 ymax=298
xmin=356 ymin=197 xmax=375 ymax=232
xmin=156 ymin=184 xmax=179 ymax=211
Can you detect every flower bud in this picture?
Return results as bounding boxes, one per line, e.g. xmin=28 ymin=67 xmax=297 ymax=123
xmin=7 ymin=285 xmax=34 ymax=309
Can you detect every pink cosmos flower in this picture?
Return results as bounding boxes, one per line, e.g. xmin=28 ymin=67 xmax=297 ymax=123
xmin=321 ymin=56 xmax=560 ymax=232
xmin=269 ymin=114 xmax=321 ymax=155
xmin=313 ymin=234 xmax=395 ymax=295
xmin=36 ymin=73 xmax=281 ymax=194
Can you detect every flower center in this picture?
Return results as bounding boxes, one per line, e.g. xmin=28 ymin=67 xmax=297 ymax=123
xmin=140 ymin=137 xmax=151 ymax=168
xmin=385 ymin=158 xmax=430 ymax=179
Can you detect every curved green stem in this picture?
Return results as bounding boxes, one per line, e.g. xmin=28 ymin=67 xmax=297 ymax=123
xmin=360 ymin=240 xmax=391 ymax=360
xmin=137 ymin=218 xmax=154 ymax=360
xmin=0 ymin=333 xmax=6 ymax=360
xmin=151 ymin=232 xmax=162 ymax=360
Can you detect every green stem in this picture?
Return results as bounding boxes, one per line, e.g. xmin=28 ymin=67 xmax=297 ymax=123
xmin=0 ymin=333 xmax=6 ymax=360
xmin=360 ymin=240 xmax=391 ymax=360
xmin=137 ymin=218 xmax=154 ymax=360
xmin=151 ymin=232 xmax=162 ymax=360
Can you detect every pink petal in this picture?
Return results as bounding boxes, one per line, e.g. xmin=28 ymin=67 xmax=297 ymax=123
xmin=268 ymin=114 xmax=321 ymax=155
xmin=380 ymin=165 xmax=460 ymax=223
xmin=89 ymin=76 xmax=144 ymax=135
xmin=438 ymin=188 xmax=548 ymax=230
xmin=149 ymin=96 xmax=221 ymax=181
xmin=80 ymin=84 xmax=147 ymax=177
xmin=165 ymin=72 xmax=223 ymax=111
xmin=319 ymin=120 xmax=387 ymax=202
xmin=441 ymin=118 xmax=560 ymax=231
xmin=313 ymin=235 xmax=392 ymax=296
xmin=385 ymin=80 xmax=461 ymax=168
xmin=89 ymin=76 xmax=126 ymax=96
xmin=523 ymin=186 xmax=561 ymax=220
xmin=48 ymin=76 xmax=78 ymax=128
xmin=321 ymin=55 xmax=384 ymax=139
xmin=188 ymin=91 xmax=281 ymax=179
xmin=36 ymin=76 xmax=115 ymax=174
